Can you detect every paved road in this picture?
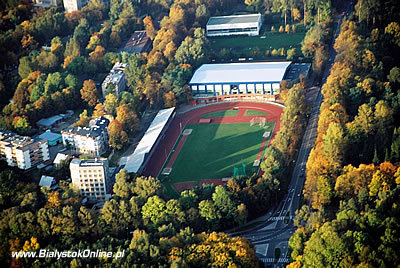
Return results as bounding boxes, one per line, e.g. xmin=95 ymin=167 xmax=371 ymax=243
xmin=231 ymin=3 xmax=353 ymax=266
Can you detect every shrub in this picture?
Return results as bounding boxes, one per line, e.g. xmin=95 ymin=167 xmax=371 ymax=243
xmin=271 ymin=26 xmax=275 ymax=33
xmin=279 ymin=25 xmax=284 ymax=33
xmin=280 ymin=48 xmax=285 ymax=56
xmin=265 ymin=49 xmax=271 ymax=56
xmin=285 ymin=24 xmax=290 ymax=33
xmin=286 ymin=48 xmax=297 ymax=60
xmin=271 ymin=49 xmax=279 ymax=56
xmin=292 ymin=24 xmax=296 ymax=33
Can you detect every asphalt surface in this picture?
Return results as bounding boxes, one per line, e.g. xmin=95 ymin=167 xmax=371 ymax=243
xmin=231 ymin=4 xmax=353 ymax=266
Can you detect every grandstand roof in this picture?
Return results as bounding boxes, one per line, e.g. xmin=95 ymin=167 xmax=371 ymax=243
xmin=189 ymin=61 xmax=291 ymax=84
xmin=124 ymin=107 xmax=175 ymax=173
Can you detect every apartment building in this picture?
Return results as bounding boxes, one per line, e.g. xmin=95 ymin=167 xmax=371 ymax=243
xmin=70 ymin=158 xmax=111 ymax=202
xmin=63 ymin=0 xmax=88 ymax=13
xmin=101 ymin=62 xmax=128 ymax=98
xmin=0 ymin=130 xmax=50 ymax=170
xmin=61 ymin=117 xmax=109 ymax=157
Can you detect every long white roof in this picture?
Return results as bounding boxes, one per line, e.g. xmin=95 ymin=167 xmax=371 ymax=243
xmin=189 ymin=62 xmax=291 ymax=84
xmin=124 ymin=107 xmax=175 ymax=173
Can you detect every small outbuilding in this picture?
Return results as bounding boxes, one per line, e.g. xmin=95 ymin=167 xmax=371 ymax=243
xmin=39 ymin=130 xmax=62 ymax=146
xmin=39 ymin=175 xmax=56 ymax=188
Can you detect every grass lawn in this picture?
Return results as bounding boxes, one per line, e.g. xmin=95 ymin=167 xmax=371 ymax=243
xmin=210 ymin=32 xmax=305 ymax=52
xmin=244 ymin=110 xmax=269 ymax=116
xmin=160 ymin=122 xmax=275 ymax=197
xmin=200 ymin=110 xmax=239 ymax=118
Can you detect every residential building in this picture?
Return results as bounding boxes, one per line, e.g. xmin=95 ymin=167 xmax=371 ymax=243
xmin=121 ymin=31 xmax=152 ymax=54
xmin=101 ymin=62 xmax=128 ymax=98
xmin=70 ymin=158 xmax=111 ymax=202
xmin=206 ymin=14 xmax=262 ymax=37
xmin=61 ymin=117 xmax=110 ymax=157
xmin=0 ymin=130 xmax=50 ymax=170
xmin=63 ymin=0 xmax=88 ymax=13
xmin=33 ymin=0 xmax=58 ymax=8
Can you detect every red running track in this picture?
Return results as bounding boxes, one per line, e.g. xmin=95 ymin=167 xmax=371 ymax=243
xmin=141 ymin=102 xmax=283 ymax=178
xmin=166 ymin=135 xmax=188 ymax=169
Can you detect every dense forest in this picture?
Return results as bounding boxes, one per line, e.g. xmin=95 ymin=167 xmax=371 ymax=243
xmin=289 ymin=0 xmax=400 ymax=267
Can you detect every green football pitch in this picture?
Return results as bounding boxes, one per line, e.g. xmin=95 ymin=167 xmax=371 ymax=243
xmin=159 ymin=122 xmax=275 ymax=197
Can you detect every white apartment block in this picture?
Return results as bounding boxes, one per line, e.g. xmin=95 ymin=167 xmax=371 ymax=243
xmin=101 ymin=62 xmax=128 ymax=98
xmin=61 ymin=117 xmax=109 ymax=157
xmin=70 ymin=158 xmax=111 ymax=202
xmin=0 ymin=130 xmax=50 ymax=170
xmin=63 ymin=0 xmax=88 ymax=13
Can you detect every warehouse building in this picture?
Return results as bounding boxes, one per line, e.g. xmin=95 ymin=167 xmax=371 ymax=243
xmin=189 ymin=61 xmax=291 ymax=101
xmin=206 ymin=14 xmax=262 ymax=37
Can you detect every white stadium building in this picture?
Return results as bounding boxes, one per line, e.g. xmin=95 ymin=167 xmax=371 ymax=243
xmin=189 ymin=61 xmax=291 ymax=100
xmin=206 ymin=14 xmax=262 ymax=37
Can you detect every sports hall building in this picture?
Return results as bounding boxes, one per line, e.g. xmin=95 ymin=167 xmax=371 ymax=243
xmin=206 ymin=14 xmax=262 ymax=37
xmin=189 ymin=61 xmax=292 ymax=103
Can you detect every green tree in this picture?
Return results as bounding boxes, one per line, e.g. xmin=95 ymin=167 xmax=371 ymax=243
xmin=141 ymin=196 xmax=168 ymax=226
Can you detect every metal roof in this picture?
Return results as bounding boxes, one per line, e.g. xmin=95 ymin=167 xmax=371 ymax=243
xmin=124 ymin=107 xmax=175 ymax=173
xmin=189 ymin=61 xmax=291 ymax=84
xmin=37 ymin=115 xmax=63 ymax=127
xmin=207 ymin=14 xmax=261 ymax=26
xmin=39 ymin=130 xmax=62 ymax=141
xmin=39 ymin=175 xmax=55 ymax=187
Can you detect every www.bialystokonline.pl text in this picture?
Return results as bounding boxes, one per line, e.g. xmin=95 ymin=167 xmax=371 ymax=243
xmin=12 ymin=249 xmax=125 ymax=260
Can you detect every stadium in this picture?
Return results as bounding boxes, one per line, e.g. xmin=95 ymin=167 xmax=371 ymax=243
xmin=122 ymin=61 xmax=306 ymax=197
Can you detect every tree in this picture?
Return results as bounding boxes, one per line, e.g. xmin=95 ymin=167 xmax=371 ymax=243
xmin=104 ymin=93 xmax=118 ymax=115
xmin=80 ymin=79 xmax=99 ymax=107
xmin=199 ymin=200 xmax=221 ymax=222
xmin=387 ymin=67 xmax=400 ymax=85
xmin=245 ymin=0 xmax=262 ymax=12
xmin=175 ymin=28 xmax=208 ymax=67
xmin=163 ymin=91 xmax=176 ymax=108
xmin=322 ymin=122 xmax=345 ymax=170
xmin=113 ymin=169 xmax=132 ymax=199
xmin=143 ymin=16 xmax=157 ymax=40
xmin=385 ymin=22 xmax=400 ymax=47
xmin=108 ymin=120 xmax=128 ymax=150
xmin=116 ymin=103 xmax=139 ymax=135
xmin=212 ymin=186 xmax=235 ymax=219
xmin=273 ymin=0 xmax=290 ymax=25
xmin=141 ymin=196 xmax=168 ymax=226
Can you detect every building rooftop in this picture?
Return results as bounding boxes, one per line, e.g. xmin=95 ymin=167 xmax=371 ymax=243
xmin=0 ymin=130 xmax=43 ymax=149
xmin=71 ymin=158 xmax=108 ymax=167
xmin=37 ymin=115 xmax=63 ymax=127
xmin=39 ymin=130 xmax=62 ymax=142
xmin=63 ymin=117 xmax=109 ymax=138
xmin=189 ymin=61 xmax=291 ymax=84
xmin=39 ymin=175 xmax=55 ymax=187
xmin=124 ymin=107 xmax=175 ymax=173
xmin=53 ymin=153 xmax=70 ymax=165
xmin=207 ymin=14 xmax=261 ymax=26
xmin=102 ymin=62 xmax=128 ymax=89
xmin=121 ymin=31 xmax=152 ymax=54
